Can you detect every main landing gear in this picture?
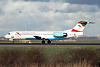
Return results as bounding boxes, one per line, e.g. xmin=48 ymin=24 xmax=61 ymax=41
xmin=42 ymin=40 xmax=45 ymax=44
xmin=42 ymin=40 xmax=51 ymax=44
xmin=47 ymin=40 xmax=51 ymax=44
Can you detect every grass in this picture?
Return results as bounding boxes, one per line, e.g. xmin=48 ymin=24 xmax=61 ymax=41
xmin=0 ymin=45 xmax=100 ymax=54
xmin=0 ymin=45 xmax=100 ymax=67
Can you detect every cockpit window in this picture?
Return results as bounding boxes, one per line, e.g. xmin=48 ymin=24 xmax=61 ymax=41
xmin=8 ymin=33 xmax=10 ymax=35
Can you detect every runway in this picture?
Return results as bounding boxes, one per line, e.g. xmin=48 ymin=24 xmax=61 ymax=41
xmin=0 ymin=43 xmax=100 ymax=45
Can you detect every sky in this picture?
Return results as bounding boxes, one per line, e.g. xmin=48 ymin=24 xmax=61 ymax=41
xmin=0 ymin=0 xmax=100 ymax=36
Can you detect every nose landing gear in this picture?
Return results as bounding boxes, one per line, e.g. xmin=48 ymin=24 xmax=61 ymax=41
xmin=13 ymin=39 xmax=14 ymax=43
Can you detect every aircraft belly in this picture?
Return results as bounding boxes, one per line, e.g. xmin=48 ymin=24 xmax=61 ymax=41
xmin=25 ymin=36 xmax=36 ymax=40
xmin=48 ymin=38 xmax=68 ymax=40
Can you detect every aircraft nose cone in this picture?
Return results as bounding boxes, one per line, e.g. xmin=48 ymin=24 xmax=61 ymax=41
xmin=4 ymin=35 xmax=10 ymax=38
xmin=4 ymin=35 xmax=7 ymax=38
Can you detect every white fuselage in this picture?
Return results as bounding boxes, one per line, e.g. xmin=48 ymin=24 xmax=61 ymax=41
xmin=5 ymin=30 xmax=83 ymax=40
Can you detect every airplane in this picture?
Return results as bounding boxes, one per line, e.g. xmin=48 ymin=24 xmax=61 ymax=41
xmin=4 ymin=21 xmax=94 ymax=44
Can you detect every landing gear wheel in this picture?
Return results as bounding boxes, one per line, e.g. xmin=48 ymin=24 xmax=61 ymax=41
xmin=48 ymin=40 xmax=51 ymax=44
xmin=42 ymin=41 xmax=45 ymax=44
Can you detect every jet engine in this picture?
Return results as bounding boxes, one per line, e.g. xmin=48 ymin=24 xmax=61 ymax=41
xmin=53 ymin=32 xmax=67 ymax=38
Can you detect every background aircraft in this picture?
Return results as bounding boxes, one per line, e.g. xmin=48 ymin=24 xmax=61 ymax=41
xmin=4 ymin=21 xmax=94 ymax=44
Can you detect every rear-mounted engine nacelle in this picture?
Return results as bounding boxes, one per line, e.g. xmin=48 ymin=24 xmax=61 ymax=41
xmin=53 ymin=32 xmax=67 ymax=38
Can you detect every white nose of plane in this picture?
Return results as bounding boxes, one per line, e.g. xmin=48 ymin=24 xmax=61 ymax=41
xmin=4 ymin=35 xmax=11 ymax=38
xmin=4 ymin=35 xmax=7 ymax=38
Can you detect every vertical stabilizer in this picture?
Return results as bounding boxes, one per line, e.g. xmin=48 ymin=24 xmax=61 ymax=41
xmin=71 ymin=21 xmax=88 ymax=32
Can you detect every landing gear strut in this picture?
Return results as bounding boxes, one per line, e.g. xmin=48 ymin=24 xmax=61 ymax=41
xmin=13 ymin=39 xmax=14 ymax=43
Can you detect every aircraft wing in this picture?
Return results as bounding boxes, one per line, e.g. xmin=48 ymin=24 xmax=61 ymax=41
xmin=34 ymin=36 xmax=42 ymax=39
xmin=34 ymin=36 xmax=47 ymax=39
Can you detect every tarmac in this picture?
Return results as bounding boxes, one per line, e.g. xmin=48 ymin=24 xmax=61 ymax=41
xmin=0 ymin=43 xmax=100 ymax=45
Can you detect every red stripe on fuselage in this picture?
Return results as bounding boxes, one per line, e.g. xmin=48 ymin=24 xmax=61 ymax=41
xmin=16 ymin=32 xmax=21 ymax=36
xmin=71 ymin=29 xmax=82 ymax=32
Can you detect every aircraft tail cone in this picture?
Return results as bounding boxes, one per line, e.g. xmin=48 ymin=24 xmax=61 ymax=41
xmin=89 ymin=22 xmax=94 ymax=24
